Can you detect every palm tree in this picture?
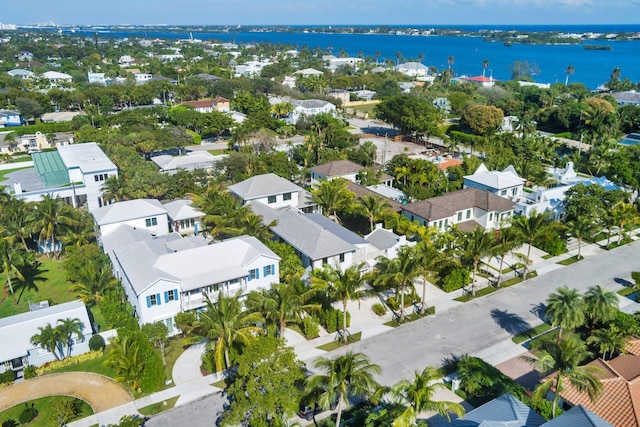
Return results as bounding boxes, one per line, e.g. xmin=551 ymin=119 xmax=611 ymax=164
xmin=57 ymin=317 xmax=84 ymax=358
xmin=545 ymin=286 xmax=585 ymax=342
xmin=522 ymin=334 xmax=603 ymax=418
xmin=0 ymin=239 xmax=26 ymax=303
xmin=2 ymin=199 xmax=32 ymax=250
xmin=374 ymin=247 xmax=419 ymax=322
xmin=357 ymin=194 xmax=391 ymax=232
xmin=394 ymin=166 xmax=411 ymax=187
xmin=564 ymin=64 xmax=575 ymax=85
xmin=388 ymin=367 xmax=465 ymax=427
xmin=194 ymin=291 xmax=263 ymax=373
xmin=565 ymin=217 xmax=598 ymax=259
xmin=246 ymin=282 xmax=319 ymax=338
xmin=311 ymin=263 xmax=367 ymax=340
xmin=456 ymin=228 xmax=495 ymax=297
xmin=106 ymin=334 xmax=146 ymax=392
xmin=306 ymin=351 xmax=381 ymax=427
xmin=69 ymin=261 xmax=118 ymax=305
xmin=59 ymin=209 xmax=96 ymax=250
xmin=447 ymin=55 xmax=455 ymax=72
xmin=491 ymin=227 xmax=521 ymax=287
xmin=612 ymin=202 xmax=638 ymax=244
xmin=510 ymin=210 xmax=560 ymax=278
xmin=31 ymin=323 xmax=63 ymax=361
xmin=482 ymin=59 xmax=490 ymax=78
xmin=413 ymin=241 xmax=456 ymax=315
xmin=587 ymin=324 xmax=628 ymax=360
xmin=30 ymin=195 xmax=71 ymax=258
xmin=583 ymin=285 xmax=618 ymax=328
xmin=101 ymin=175 xmax=128 ymax=203
xmin=311 ymin=178 xmax=354 ymax=223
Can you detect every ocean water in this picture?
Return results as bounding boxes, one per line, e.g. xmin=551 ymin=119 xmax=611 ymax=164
xmin=64 ymin=25 xmax=640 ymax=89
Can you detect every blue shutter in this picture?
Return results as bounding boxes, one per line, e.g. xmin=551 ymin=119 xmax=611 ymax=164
xmin=156 ymin=293 xmax=161 ymax=305
xmin=263 ymin=266 xmax=267 ymax=276
xmin=164 ymin=291 xmax=169 ymax=303
xmin=248 ymin=270 xmax=252 ymax=281
xmin=271 ymin=264 xmax=275 ymax=276
xmin=173 ymin=289 xmax=178 ymax=300
xmin=256 ymin=268 xmax=260 ymax=279
xmin=146 ymin=296 xmax=151 ymax=308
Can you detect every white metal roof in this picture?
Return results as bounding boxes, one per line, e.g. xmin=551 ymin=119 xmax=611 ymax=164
xmin=57 ymin=142 xmax=117 ymax=174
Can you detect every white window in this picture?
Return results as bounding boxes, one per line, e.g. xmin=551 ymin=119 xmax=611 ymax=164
xmin=267 ymin=195 xmax=277 ymax=204
xmin=457 ymin=212 xmax=462 ymax=221
xmin=466 ymin=209 xmax=471 ymax=219
xmin=145 ymin=217 xmax=158 ymax=227
xmin=501 ymin=189 xmax=507 ymax=196
xmin=149 ymin=294 xmax=159 ymax=306
xmin=283 ymin=192 xmax=292 ymax=201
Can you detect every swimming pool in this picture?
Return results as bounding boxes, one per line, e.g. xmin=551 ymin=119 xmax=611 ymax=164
xmin=619 ymin=133 xmax=640 ymax=146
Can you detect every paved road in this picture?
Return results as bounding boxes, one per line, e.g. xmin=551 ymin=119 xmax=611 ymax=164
xmin=145 ymin=392 xmax=227 ymax=427
xmin=323 ymin=240 xmax=640 ymax=386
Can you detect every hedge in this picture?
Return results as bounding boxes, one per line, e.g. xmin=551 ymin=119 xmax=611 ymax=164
xmin=35 ymin=350 xmax=103 ymax=376
xmin=317 ymin=308 xmax=351 ymax=333
xmin=5 ymin=121 xmax=74 ymax=137
xmin=449 ymin=130 xmax=484 ymax=146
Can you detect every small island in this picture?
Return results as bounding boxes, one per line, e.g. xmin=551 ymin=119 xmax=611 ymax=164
xmin=584 ymin=45 xmax=613 ymax=50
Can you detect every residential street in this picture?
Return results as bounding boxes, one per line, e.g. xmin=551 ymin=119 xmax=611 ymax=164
xmin=324 ymin=240 xmax=640 ymax=385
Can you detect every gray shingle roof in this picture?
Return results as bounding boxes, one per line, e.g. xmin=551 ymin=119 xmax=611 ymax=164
xmin=311 ymin=160 xmax=364 ymax=178
xmin=451 ymin=393 xmax=546 ymax=427
xmin=0 ymin=300 xmax=91 ymax=363
xmin=403 ymin=188 xmax=515 ymax=221
xmin=93 ymin=199 xmax=167 ymax=226
xmin=163 ymin=199 xmax=204 ymax=221
xmin=250 ymin=203 xmax=359 ymax=261
xmin=228 ymin=173 xmax=303 ymax=200
xmin=541 ymin=406 xmax=612 ymax=427
xmin=291 ymin=99 xmax=334 ymax=109
xmin=365 ymin=228 xmax=401 ymax=250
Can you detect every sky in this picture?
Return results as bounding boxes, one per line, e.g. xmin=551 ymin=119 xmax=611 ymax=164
xmin=3 ymin=0 xmax=640 ymax=26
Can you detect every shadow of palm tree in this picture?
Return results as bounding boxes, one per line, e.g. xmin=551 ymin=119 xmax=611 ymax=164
xmin=16 ymin=260 xmax=48 ymax=304
xmin=490 ymin=308 xmax=531 ymax=335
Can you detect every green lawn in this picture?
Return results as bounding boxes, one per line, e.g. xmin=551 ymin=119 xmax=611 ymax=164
xmin=349 ymin=104 xmax=378 ymax=118
xmin=618 ymin=287 xmax=637 ymax=297
xmin=44 ymin=348 xmax=118 ymax=379
xmin=162 ymin=338 xmax=193 ymax=385
xmin=207 ymin=149 xmax=226 ymax=156
xmin=454 ymin=286 xmax=497 ymax=302
xmin=383 ymin=307 xmax=435 ymax=327
xmin=0 ymin=256 xmax=74 ymax=318
xmin=0 ymin=396 xmax=93 ymax=426
xmin=556 ymin=255 xmax=582 ymax=266
xmin=499 ymin=277 xmax=522 ymax=287
xmin=138 ymin=396 xmax=179 ymax=416
xmin=541 ymin=254 xmax=554 ymax=260
xmin=317 ymin=332 xmax=362 ymax=351
xmin=512 ymin=323 xmax=553 ymax=344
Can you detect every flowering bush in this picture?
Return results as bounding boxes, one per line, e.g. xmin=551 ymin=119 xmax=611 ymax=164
xmin=35 ymin=350 xmax=103 ymax=376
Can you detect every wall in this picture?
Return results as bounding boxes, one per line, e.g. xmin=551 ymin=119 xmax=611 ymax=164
xmin=100 ymin=213 xmax=169 ymax=237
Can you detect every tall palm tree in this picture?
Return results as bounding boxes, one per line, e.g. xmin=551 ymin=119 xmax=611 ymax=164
xmin=564 ymin=64 xmax=575 ymax=85
xmin=373 ymin=247 xmax=419 ymax=322
xmin=2 ymin=199 xmax=32 ymax=251
xmin=510 ymin=210 xmax=560 ymax=278
xmin=306 ymin=351 xmax=381 ymax=427
xmin=587 ymin=324 xmax=628 ymax=360
xmin=101 ymin=175 xmax=128 ymax=203
xmin=456 ymin=228 xmax=495 ymax=297
xmin=545 ymin=286 xmax=585 ymax=342
xmin=311 ymin=263 xmax=367 ymax=339
xmin=57 ymin=317 xmax=84 ymax=358
xmin=107 ymin=334 xmax=145 ymax=392
xmin=583 ymin=285 xmax=618 ymax=328
xmin=612 ymin=202 xmax=638 ymax=244
xmin=195 ymin=291 xmax=263 ymax=372
xmin=357 ymin=194 xmax=391 ymax=232
xmin=447 ymin=55 xmax=455 ymax=72
xmin=388 ymin=367 xmax=465 ymax=427
xmin=246 ymin=282 xmax=319 ymax=338
xmin=482 ymin=59 xmax=490 ymax=78
xmin=69 ymin=261 xmax=118 ymax=305
xmin=413 ymin=241 xmax=457 ymax=315
xmin=311 ymin=178 xmax=354 ymax=223
xmin=59 ymin=209 xmax=96 ymax=250
xmin=30 ymin=195 xmax=71 ymax=258
xmin=491 ymin=227 xmax=521 ymax=287
xmin=565 ymin=216 xmax=598 ymax=259
xmin=522 ymin=334 xmax=603 ymax=418
xmin=31 ymin=323 xmax=63 ymax=361
xmin=0 ymin=239 xmax=26 ymax=303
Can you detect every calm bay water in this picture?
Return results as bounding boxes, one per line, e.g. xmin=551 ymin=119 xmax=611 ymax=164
xmin=70 ymin=25 xmax=640 ymax=89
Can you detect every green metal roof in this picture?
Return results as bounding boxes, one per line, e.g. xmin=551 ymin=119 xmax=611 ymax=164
xmin=32 ymin=151 xmax=70 ymax=188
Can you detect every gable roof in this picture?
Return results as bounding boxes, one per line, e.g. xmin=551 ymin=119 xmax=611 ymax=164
xmin=291 ymin=99 xmax=334 ymax=109
xmin=395 ymin=61 xmax=429 ymax=70
xmin=365 ymin=227 xmax=403 ymax=250
xmin=464 ymin=164 xmax=526 ymax=190
xmin=163 ymin=199 xmax=204 ymax=221
xmin=451 ymin=393 xmax=546 ymax=427
xmin=228 ymin=173 xmax=303 ymax=200
xmin=403 ymin=188 xmax=516 ymax=221
xmin=294 ymin=68 xmax=324 ymax=76
xmin=93 ymin=199 xmax=167 ymax=226
xmin=541 ymin=405 xmax=612 ymax=427
xmin=250 ymin=203 xmax=360 ymax=260
xmin=311 ymin=160 xmax=365 ymax=178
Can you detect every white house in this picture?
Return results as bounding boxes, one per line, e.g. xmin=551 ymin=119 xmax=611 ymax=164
xmin=234 ymin=60 xmax=272 ymax=77
xmin=323 ymin=56 xmax=363 ymax=72
xmin=41 ymin=71 xmax=73 ymax=84
xmin=9 ymin=142 xmax=118 ymax=211
xmin=92 ymin=199 xmax=170 ymax=237
xmin=228 ymin=173 xmax=318 ymax=213
xmin=394 ymin=62 xmax=430 ymax=78
xmin=0 ymin=300 xmax=93 ymax=376
xmin=87 ymin=72 xmax=108 ymax=85
xmin=152 ymin=151 xmax=224 ymax=175
xmin=134 ymin=73 xmax=153 ymax=84
xmin=286 ymin=99 xmax=336 ymax=125
xmin=103 ymin=225 xmax=280 ymax=331
xmin=0 ymin=109 xmax=22 ymax=127
xmin=402 ymin=188 xmax=515 ymax=232
xmin=310 ymin=160 xmax=365 ymax=184
xmin=294 ymin=68 xmax=324 ymax=77
xmin=163 ymin=199 xmax=205 ymax=235
xmin=7 ymin=69 xmax=33 ymax=79
xmin=463 ymin=164 xmax=526 ymax=199
xmin=364 ymin=224 xmax=414 ymax=266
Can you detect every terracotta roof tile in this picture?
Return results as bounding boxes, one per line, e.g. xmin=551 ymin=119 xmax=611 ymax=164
xmin=609 ymin=355 xmax=640 ymax=381
xmin=626 ymin=338 xmax=640 ymax=356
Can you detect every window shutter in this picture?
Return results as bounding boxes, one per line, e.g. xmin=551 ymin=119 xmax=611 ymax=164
xmin=173 ymin=289 xmax=178 ymax=300
xmin=263 ymin=266 xmax=267 ymax=276
xmin=271 ymin=264 xmax=275 ymax=275
xmin=256 ymin=269 xmax=260 ymax=279
xmin=146 ymin=296 xmax=151 ymax=308
xmin=164 ymin=291 xmax=169 ymax=303
xmin=156 ymin=293 xmax=161 ymax=305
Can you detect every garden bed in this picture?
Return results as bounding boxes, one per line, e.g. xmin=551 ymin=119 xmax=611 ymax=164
xmin=316 ymin=332 xmax=362 ymax=351
xmin=512 ymin=323 xmax=553 ymax=344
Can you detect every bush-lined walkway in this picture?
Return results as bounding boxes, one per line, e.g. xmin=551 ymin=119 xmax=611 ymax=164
xmin=0 ymin=372 xmax=133 ymax=413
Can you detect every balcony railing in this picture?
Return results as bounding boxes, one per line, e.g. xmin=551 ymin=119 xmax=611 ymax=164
xmin=181 ymin=282 xmax=248 ymax=311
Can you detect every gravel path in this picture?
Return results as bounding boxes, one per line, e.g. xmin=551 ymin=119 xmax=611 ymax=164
xmin=0 ymin=372 xmax=133 ymax=412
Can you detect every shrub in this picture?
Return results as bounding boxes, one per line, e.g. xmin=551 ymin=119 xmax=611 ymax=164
xmin=442 ymin=268 xmax=471 ymax=292
xmin=532 ymin=398 xmax=561 ymax=420
xmin=18 ymin=404 xmax=38 ymax=424
xmin=0 ymin=369 xmax=16 ymax=384
xmin=35 ymin=351 xmax=103 ymax=376
xmin=2 ymin=419 xmax=18 ymax=427
xmin=89 ymin=334 xmax=106 ymax=351
xmin=318 ymin=308 xmax=350 ymax=333
xmin=537 ymin=235 xmax=567 ymax=256
xmin=23 ymin=366 xmax=37 ymax=380
xmin=372 ymin=303 xmax=387 ymax=316
xmin=386 ymin=296 xmax=399 ymax=311
xmin=302 ymin=316 xmax=320 ymax=339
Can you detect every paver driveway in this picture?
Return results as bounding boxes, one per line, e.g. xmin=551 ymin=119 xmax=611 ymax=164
xmin=0 ymin=372 xmax=133 ymax=412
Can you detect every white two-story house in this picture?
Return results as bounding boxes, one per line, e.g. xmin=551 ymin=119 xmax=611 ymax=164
xmin=93 ymin=199 xmax=169 ymax=237
xmin=286 ymin=99 xmax=336 ymax=125
xmin=402 ymin=188 xmax=515 ymax=232
xmin=228 ymin=173 xmax=318 ymax=213
xmin=463 ymin=164 xmax=526 ymax=199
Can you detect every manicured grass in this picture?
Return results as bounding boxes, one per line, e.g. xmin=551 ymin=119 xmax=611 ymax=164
xmin=383 ymin=307 xmax=435 ymax=327
xmin=556 ymin=255 xmax=582 ymax=266
xmin=541 ymin=254 xmax=554 ymax=260
xmin=207 ymin=149 xmax=226 ymax=156
xmin=499 ymin=277 xmax=522 ymax=287
xmin=454 ymin=286 xmax=497 ymax=302
xmin=606 ymin=238 xmax=633 ymax=250
xmin=162 ymin=338 xmax=192 ymax=385
xmin=348 ymin=103 xmax=378 ymax=118
xmin=211 ymin=379 xmax=228 ymax=389
xmin=44 ymin=348 xmax=118 ymax=379
xmin=512 ymin=323 xmax=553 ymax=344
xmin=0 ymin=396 xmax=93 ymax=426
xmin=618 ymin=287 xmax=636 ymax=297
xmin=0 ymin=256 xmax=73 ymax=318
xmin=585 ymin=231 xmax=608 ymax=244
xmin=525 ymin=271 xmax=538 ymax=279
xmin=138 ymin=396 xmax=179 ymax=416
xmin=316 ymin=332 xmax=362 ymax=351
